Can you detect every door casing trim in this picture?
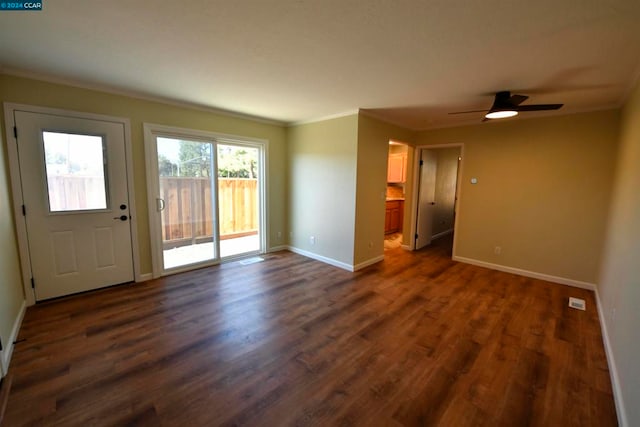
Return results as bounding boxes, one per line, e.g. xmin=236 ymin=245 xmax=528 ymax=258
xmin=3 ymin=103 xmax=142 ymax=305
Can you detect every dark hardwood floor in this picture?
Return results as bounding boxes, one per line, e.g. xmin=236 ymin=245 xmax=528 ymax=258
xmin=4 ymin=237 xmax=617 ymax=426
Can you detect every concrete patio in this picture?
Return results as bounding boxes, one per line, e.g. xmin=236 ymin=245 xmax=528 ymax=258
xmin=163 ymin=234 xmax=260 ymax=269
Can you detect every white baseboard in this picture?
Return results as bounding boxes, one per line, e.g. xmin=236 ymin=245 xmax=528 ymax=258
xmin=268 ymin=245 xmax=288 ymax=253
xmin=431 ymin=229 xmax=453 ymax=240
xmin=287 ymin=246 xmax=353 ymax=272
xmin=452 ymin=256 xmax=624 ymax=422
xmin=1 ymin=300 xmax=26 ymax=375
xmin=400 ymin=244 xmax=412 ymax=251
xmin=353 ymin=255 xmax=384 ymax=271
xmin=452 ymin=256 xmax=597 ymax=291
xmin=286 ymin=247 xmax=383 ymax=272
xmin=137 ymin=273 xmax=153 ymax=283
xmin=595 ymin=289 xmax=627 ymax=427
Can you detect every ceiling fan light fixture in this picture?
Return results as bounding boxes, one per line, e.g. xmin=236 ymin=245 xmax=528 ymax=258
xmin=485 ymin=110 xmax=518 ymax=119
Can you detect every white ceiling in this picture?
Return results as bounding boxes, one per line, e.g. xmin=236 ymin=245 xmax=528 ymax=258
xmin=1 ymin=0 xmax=640 ymax=129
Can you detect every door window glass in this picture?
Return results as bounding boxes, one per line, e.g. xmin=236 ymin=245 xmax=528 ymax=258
xmin=43 ymin=131 xmax=108 ymax=212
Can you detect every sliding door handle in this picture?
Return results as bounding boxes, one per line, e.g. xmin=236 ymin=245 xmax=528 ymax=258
xmin=157 ymin=198 xmax=166 ymax=212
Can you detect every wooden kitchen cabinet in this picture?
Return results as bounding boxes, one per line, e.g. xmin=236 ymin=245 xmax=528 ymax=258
xmin=385 ymin=200 xmax=404 ymax=234
xmin=387 ymin=153 xmax=407 ymax=183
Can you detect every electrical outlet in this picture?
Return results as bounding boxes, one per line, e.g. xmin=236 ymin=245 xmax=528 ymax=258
xmin=368 ymin=241 xmax=373 ymax=249
xmin=494 ymin=246 xmax=501 ymax=255
xmin=310 ymin=236 xmax=316 ymax=245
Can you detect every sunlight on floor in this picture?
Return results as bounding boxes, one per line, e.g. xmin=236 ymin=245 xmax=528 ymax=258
xmin=384 ymin=232 xmax=403 ymax=250
xmin=163 ymin=234 xmax=260 ymax=269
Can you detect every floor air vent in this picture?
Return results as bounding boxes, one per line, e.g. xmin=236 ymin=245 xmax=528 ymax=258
xmin=568 ymin=297 xmax=586 ymax=311
xmin=239 ymin=257 xmax=264 ymax=265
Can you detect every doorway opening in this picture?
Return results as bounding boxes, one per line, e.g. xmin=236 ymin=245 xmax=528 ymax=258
xmin=384 ymin=140 xmax=409 ymax=250
xmin=412 ymin=145 xmax=462 ymax=253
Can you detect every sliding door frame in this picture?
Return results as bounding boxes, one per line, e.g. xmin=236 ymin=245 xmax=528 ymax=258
xmin=143 ymin=123 xmax=268 ymax=278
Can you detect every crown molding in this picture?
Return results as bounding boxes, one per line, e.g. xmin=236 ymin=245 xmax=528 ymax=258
xmin=289 ymin=109 xmax=359 ymax=127
xmin=0 ymin=66 xmax=287 ymax=127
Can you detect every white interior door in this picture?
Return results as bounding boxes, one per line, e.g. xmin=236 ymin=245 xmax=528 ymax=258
xmin=415 ymin=149 xmax=437 ymax=249
xmin=14 ymin=111 xmax=134 ymax=300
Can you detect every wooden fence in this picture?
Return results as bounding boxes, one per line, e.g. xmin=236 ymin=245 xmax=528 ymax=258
xmin=160 ymin=177 xmax=258 ymax=245
xmin=47 ymin=175 xmax=108 ymax=211
xmin=46 ymin=176 xmax=257 ymax=247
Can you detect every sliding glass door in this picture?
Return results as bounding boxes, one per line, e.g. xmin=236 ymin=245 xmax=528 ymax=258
xmin=145 ymin=124 xmax=266 ymax=276
xmin=156 ymin=136 xmax=218 ymax=270
xmin=217 ymin=143 xmax=261 ymax=258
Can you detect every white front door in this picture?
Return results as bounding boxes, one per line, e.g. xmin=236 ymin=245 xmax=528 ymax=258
xmin=415 ymin=149 xmax=437 ymax=249
xmin=14 ymin=111 xmax=134 ymax=300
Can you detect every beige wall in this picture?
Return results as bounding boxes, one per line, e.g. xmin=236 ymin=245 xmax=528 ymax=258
xmin=0 ymin=74 xmax=288 ymax=278
xmin=598 ymin=80 xmax=640 ymax=426
xmin=416 ymin=110 xmax=620 ymax=284
xmin=287 ymin=113 xmax=415 ymax=268
xmin=287 ymin=115 xmax=359 ymax=265
xmin=432 ymin=147 xmax=460 ymax=236
xmin=388 ymin=143 xmax=408 ymax=155
xmin=0 ymin=129 xmax=24 ymax=374
xmin=355 ymin=114 xmax=415 ymax=265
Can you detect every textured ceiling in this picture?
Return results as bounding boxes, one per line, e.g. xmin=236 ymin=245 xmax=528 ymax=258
xmin=1 ymin=0 xmax=640 ymax=129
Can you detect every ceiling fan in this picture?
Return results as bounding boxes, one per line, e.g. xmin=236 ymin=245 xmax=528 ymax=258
xmin=449 ymin=91 xmax=563 ymax=121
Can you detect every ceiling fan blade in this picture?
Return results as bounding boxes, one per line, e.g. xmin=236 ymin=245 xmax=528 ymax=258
xmin=508 ymin=94 xmax=529 ymax=106
xmin=452 ymin=91 xmax=563 ymax=119
xmin=515 ymin=104 xmax=563 ymax=111
xmin=448 ymin=109 xmax=488 ymax=115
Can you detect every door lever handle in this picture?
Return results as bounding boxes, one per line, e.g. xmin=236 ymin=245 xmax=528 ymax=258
xmin=114 ymin=215 xmax=128 ymax=221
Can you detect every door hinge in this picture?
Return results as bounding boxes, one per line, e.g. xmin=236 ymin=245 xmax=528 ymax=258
xmin=22 ymin=205 xmax=26 ymax=216
xmin=13 ymin=126 xmax=18 ymax=139
xmin=419 ymin=160 xmax=424 ymax=166
xmin=31 ymin=277 xmax=35 ymax=289
xmin=415 ymin=233 xmax=419 ymax=239
xmin=0 ymin=336 xmax=3 ymax=351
